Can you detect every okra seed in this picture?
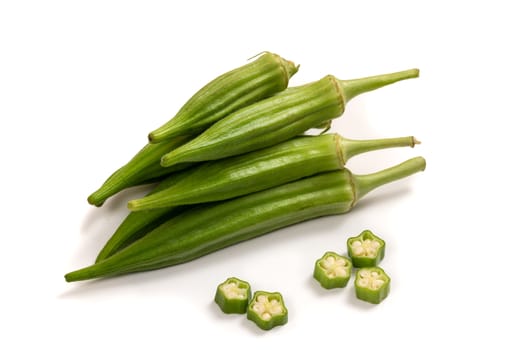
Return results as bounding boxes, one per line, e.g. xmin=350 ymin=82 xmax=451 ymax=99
xmin=220 ymin=281 xmax=248 ymax=299
xmin=252 ymin=295 xmax=284 ymax=320
xmin=357 ymin=269 xmax=387 ymax=290
xmin=320 ymin=255 xmax=349 ymax=279
xmin=353 ymin=246 xmax=365 ymax=255
xmin=358 ymin=279 xmax=369 ymax=287
xmin=351 ymin=238 xmax=381 ymax=258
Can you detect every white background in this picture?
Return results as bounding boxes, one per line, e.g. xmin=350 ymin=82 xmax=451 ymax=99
xmin=1 ymin=0 xmax=524 ymax=348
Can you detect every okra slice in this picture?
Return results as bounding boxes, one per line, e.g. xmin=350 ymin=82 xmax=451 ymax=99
xmin=354 ymin=267 xmax=391 ymax=304
xmin=347 ymin=230 xmax=385 ymax=267
xmin=313 ymin=251 xmax=352 ymax=289
xmin=247 ymin=291 xmax=288 ymax=330
xmin=214 ymin=277 xmax=251 ymax=314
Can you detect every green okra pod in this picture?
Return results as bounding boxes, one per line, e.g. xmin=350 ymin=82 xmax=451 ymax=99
xmin=160 ymin=68 xmax=419 ymax=167
xmin=148 ymin=52 xmax=299 ymax=143
xmin=94 ymin=170 xmax=194 ymax=262
xmin=87 ymin=136 xmax=192 ymax=207
xmin=65 ymin=156 xmax=426 ymax=282
xmin=128 ymin=133 xmax=419 ymax=211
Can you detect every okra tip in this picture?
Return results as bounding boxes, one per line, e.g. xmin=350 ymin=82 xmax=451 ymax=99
xmin=87 ymin=192 xmax=105 ymax=207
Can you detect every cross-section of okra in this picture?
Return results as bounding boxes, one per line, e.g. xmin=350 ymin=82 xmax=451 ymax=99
xmin=313 ymin=251 xmax=352 ymax=289
xmin=354 ymin=267 xmax=391 ymax=304
xmin=214 ymin=277 xmax=251 ymax=314
xmin=247 ymin=291 xmax=288 ymax=330
xmin=347 ymin=229 xmax=385 ymax=267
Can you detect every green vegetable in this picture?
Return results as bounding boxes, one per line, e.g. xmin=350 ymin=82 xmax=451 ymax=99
xmin=313 ymin=251 xmax=352 ymax=289
xmin=94 ymin=171 xmax=193 ymax=262
xmin=247 ymin=291 xmax=288 ymax=331
xmin=354 ymin=267 xmax=391 ymax=304
xmin=64 ymin=156 xmax=425 ymax=282
xmin=214 ymin=277 xmax=252 ymax=314
xmin=148 ymin=52 xmax=299 ymax=143
xmin=160 ymin=68 xmax=419 ymax=167
xmin=87 ymin=136 xmax=192 ymax=207
xmin=347 ymin=230 xmax=386 ymax=267
xmin=128 ymin=133 xmax=419 ymax=211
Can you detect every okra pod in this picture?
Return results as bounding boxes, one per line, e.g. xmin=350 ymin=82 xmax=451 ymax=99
xmin=94 ymin=170 xmax=193 ymax=262
xmin=148 ymin=52 xmax=299 ymax=143
xmin=65 ymin=156 xmax=426 ymax=282
xmin=160 ymin=68 xmax=419 ymax=167
xmin=128 ymin=133 xmax=419 ymax=211
xmin=87 ymin=136 xmax=192 ymax=207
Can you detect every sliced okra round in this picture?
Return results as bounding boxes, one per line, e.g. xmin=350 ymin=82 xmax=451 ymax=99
xmin=214 ymin=277 xmax=252 ymax=314
xmin=313 ymin=251 xmax=352 ymax=289
xmin=347 ymin=230 xmax=385 ymax=267
xmin=354 ymin=267 xmax=391 ymax=304
xmin=247 ymin=291 xmax=288 ymax=331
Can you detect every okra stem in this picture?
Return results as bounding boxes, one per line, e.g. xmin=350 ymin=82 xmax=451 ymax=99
xmin=352 ymin=156 xmax=426 ymax=201
xmin=339 ymin=68 xmax=420 ymax=102
xmin=339 ymin=136 xmax=419 ymax=161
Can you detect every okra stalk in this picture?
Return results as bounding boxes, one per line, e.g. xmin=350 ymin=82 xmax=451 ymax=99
xmin=148 ymin=52 xmax=299 ymax=143
xmin=87 ymin=136 xmax=192 ymax=207
xmin=65 ymin=156 xmax=426 ymax=282
xmin=160 ymin=68 xmax=419 ymax=167
xmin=128 ymin=133 xmax=418 ymax=211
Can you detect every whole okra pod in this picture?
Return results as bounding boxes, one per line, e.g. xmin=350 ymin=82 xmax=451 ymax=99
xmin=128 ymin=133 xmax=419 ymax=211
xmin=65 ymin=156 xmax=426 ymax=282
xmin=148 ymin=52 xmax=299 ymax=143
xmin=160 ymin=68 xmax=419 ymax=167
xmin=102 ymin=133 xmax=417 ymax=258
xmin=87 ymin=52 xmax=298 ymax=207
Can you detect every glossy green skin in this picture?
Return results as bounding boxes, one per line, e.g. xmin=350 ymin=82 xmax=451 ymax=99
xmin=160 ymin=68 xmax=419 ymax=167
xmin=65 ymin=170 xmax=355 ymax=281
xmin=148 ymin=52 xmax=299 ymax=143
xmin=313 ymin=251 xmax=352 ymax=289
xmin=129 ymin=134 xmax=343 ymax=211
xmin=66 ymin=157 xmax=426 ymax=282
xmin=160 ymin=76 xmax=344 ymax=166
xmin=214 ymin=277 xmax=252 ymax=314
xmin=354 ymin=267 xmax=391 ymax=304
xmin=95 ymin=171 xmax=194 ymax=262
xmin=247 ymin=291 xmax=288 ymax=331
xmin=87 ymin=136 xmax=192 ymax=207
xmin=130 ymin=133 xmax=418 ymax=211
xmin=347 ymin=230 xmax=386 ymax=267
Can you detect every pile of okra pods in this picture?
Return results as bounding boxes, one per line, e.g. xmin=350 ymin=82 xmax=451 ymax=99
xmin=66 ymin=52 xmax=425 ymax=329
